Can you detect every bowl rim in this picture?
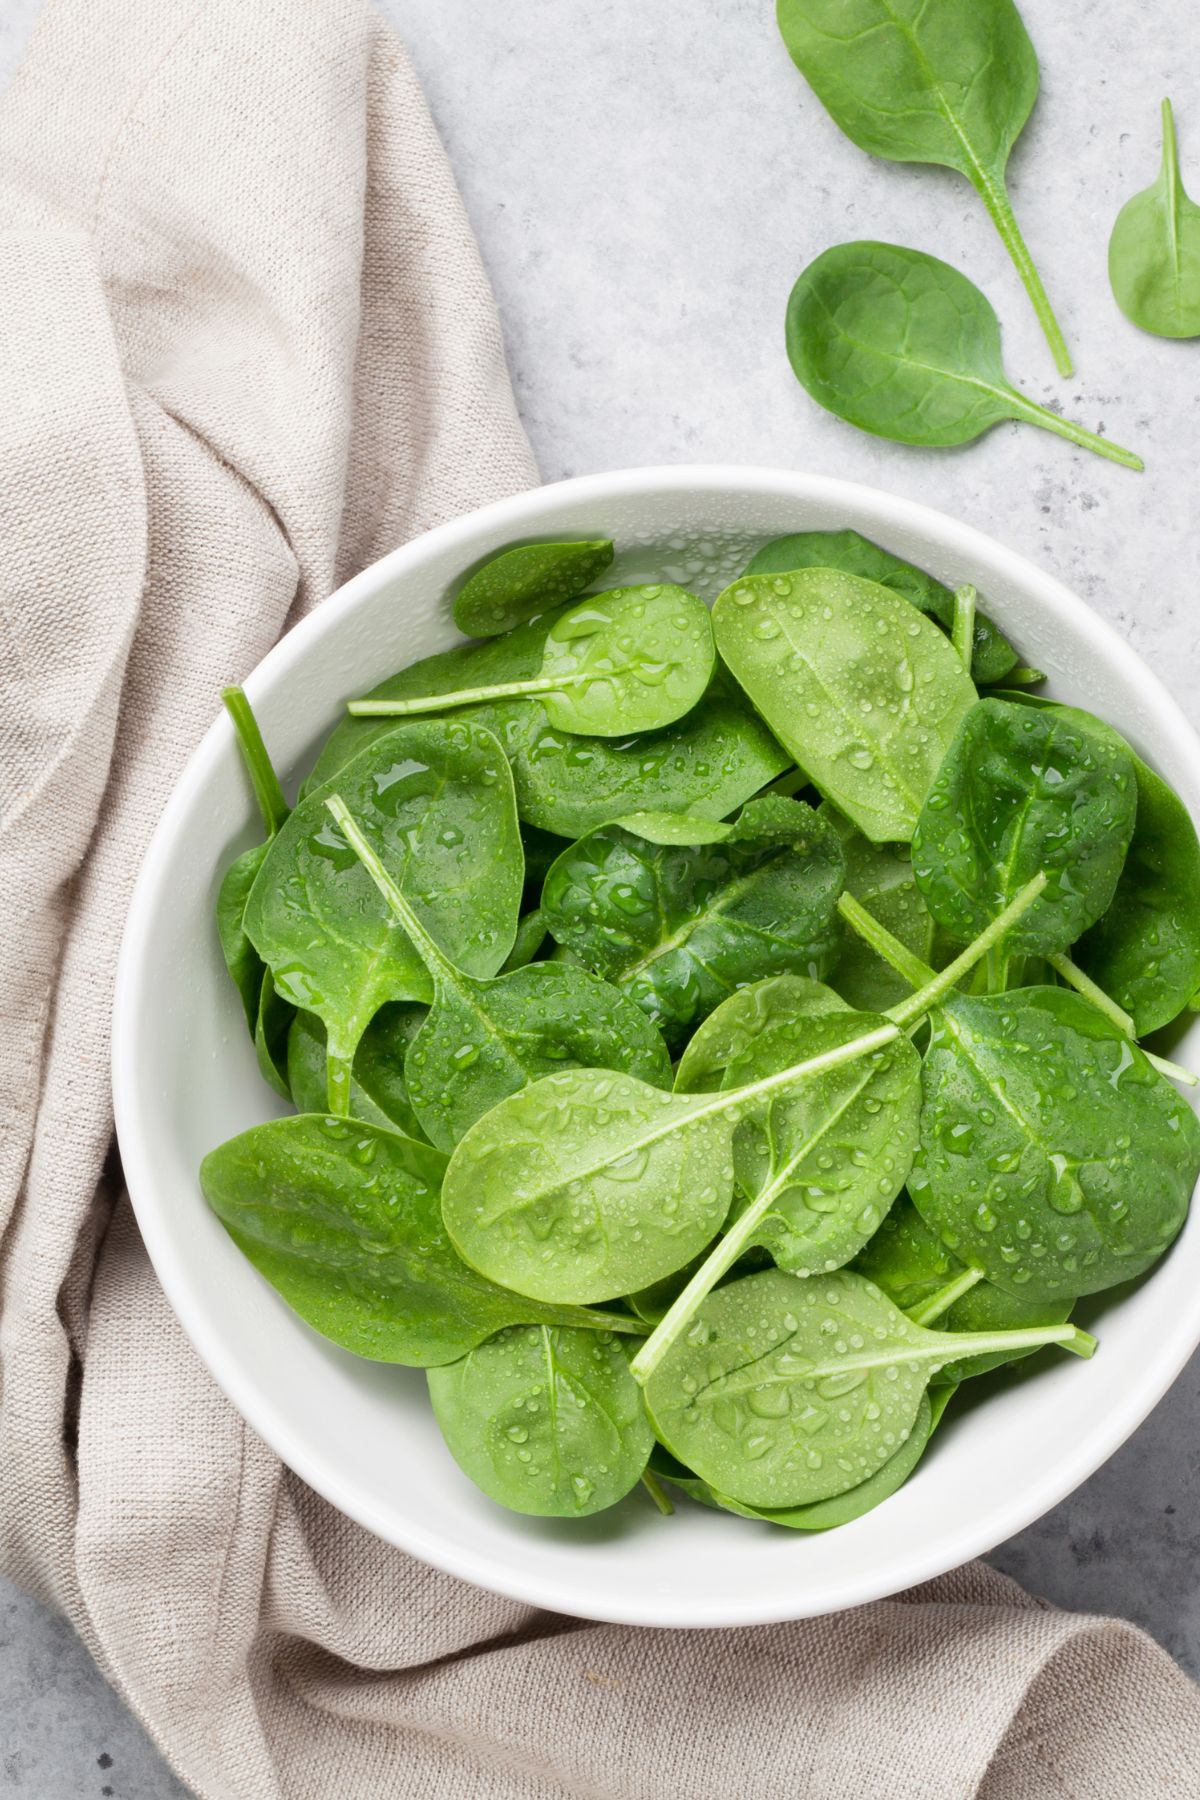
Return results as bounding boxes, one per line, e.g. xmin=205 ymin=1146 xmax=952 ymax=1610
xmin=113 ymin=463 xmax=1200 ymax=1627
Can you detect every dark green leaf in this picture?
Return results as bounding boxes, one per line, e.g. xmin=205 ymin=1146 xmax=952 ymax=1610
xmin=287 ymin=1005 xmax=428 ymax=1139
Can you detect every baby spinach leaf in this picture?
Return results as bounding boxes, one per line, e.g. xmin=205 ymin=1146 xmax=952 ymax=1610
xmin=674 ymin=974 xmax=849 ymax=1095
xmin=499 ymin=907 xmax=549 ymax=973
xmin=1077 ymin=752 xmax=1200 ymax=1035
xmin=644 ymin=1267 xmax=1092 ymax=1509
xmin=452 ymin=538 xmax=614 ymax=636
xmin=852 ymin=1194 xmax=1071 ymax=1382
xmin=786 ymin=243 xmax=1143 ymax=470
xmin=254 ymin=969 xmax=294 ymax=1102
xmin=287 ymin=1005 xmax=428 ymax=1140
xmin=199 ymin=1116 xmax=637 ymax=1366
xmin=442 ymin=877 xmax=1045 ymax=1307
xmin=427 ymin=1322 xmax=653 ymax=1517
xmin=216 ymin=687 xmax=292 ymax=1035
xmin=245 ymin=720 xmax=523 ymax=1112
xmin=912 ymin=698 xmax=1137 ymax=963
xmin=1109 ymin=99 xmax=1200 ymax=339
xmin=327 ymin=795 xmax=671 ymax=1149
xmin=306 ymin=631 xmax=791 ymax=839
xmin=539 ymin=797 xmax=845 ymax=1044
xmin=746 ymin=530 xmax=1018 ymax=686
xmin=630 ymin=1012 xmax=920 ymax=1380
xmin=712 ymin=567 xmax=976 ymax=843
xmin=910 ymin=986 xmax=1200 ymax=1302
xmin=348 ymin=586 xmax=715 ymax=739
xmin=776 ymin=0 xmax=1071 ymax=374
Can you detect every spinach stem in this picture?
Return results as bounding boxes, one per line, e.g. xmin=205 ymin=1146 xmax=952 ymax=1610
xmin=326 ymin=794 xmax=452 ymax=981
xmin=1047 ymin=953 xmax=1135 ymax=1035
xmin=985 ymin=946 xmax=1007 ymax=995
xmin=1002 ymin=666 xmax=1047 ymax=687
xmin=837 ymin=891 xmax=935 ymax=990
xmin=1047 ymin=954 xmax=1199 ymax=1085
xmin=347 ymin=673 xmax=575 ymax=716
xmin=887 ymin=873 xmax=1045 ymax=1030
xmin=326 ymin=1051 xmax=354 ymax=1116
xmin=1006 ymin=392 xmax=1144 ymax=471
xmin=908 ymin=1266 xmax=983 ymax=1327
xmin=951 ymin=585 xmax=977 ymax=673
xmin=639 ymin=1468 xmax=675 ymax=1516
xmin=972 ymin=172 xmax=1073 ymax=377
xmin=222 ymin=687 xmax=290 ymax=837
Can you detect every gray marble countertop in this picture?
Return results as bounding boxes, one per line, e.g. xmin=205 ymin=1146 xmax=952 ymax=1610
xmin=3 ymin=0 xmax=1199 ymax=1793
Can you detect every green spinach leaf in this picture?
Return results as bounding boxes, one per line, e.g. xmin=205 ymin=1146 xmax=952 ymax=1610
xmin=539 ymin=797 xmax=844 ymax=1044
xmin=216 ymin=687 xmax=292 ymax=1035
xmin=348 ymin=586 xmax=715 ymax=739
xmin=827 ymin=810 xmax=944 ymax=1011
xmin=1110 ymin=100 xmax=1200 ymax=339
xmin=746 ymin=529 xmax=1018 ymax=686
xmin=287 ymin=1004 xmax=428 ymax=1139
xmin=912 ymin=698 xmax=1137 ymax=963
xmin=713 ymin=567 xmax=976 ymax=842
xmin=428 ymin=1323 xmax=652 ymax=1516
xmin=910 ymin=986 xmax=1200 ymax=1301
xmin=245 ymin=720 xmax=523 ymax=1111
xmin=644 ymin=1267 xmax=1091 ymax=1508
xmin=199 ymin=1116 xmax=638 ymax=1366
xmin=776 ymin=0 xmax=1071 ymax=373
xmin=327 ymin=793 xmax=672 ymax=1149
xmin=786 ymin=243 xmax=1143 ymax=470
xmin=452 ymin=538 xmax=614 ymax=636
xmin=674 ymin=973 xmax=849 ymax=1094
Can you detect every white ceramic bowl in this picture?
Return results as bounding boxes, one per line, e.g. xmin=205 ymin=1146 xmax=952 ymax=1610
xmin=113 ymin=466 xmax=1200 ymax=1628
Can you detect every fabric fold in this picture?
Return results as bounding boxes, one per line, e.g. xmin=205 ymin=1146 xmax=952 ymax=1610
xmin=2 ymin=2 xmax=1200 ymax=1797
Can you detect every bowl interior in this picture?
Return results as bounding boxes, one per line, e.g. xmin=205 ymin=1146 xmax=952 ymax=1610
xmin=114 ymin=468 xmax=1200 ymax=1627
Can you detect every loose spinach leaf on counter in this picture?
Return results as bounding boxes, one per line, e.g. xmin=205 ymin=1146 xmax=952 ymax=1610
xmin=911 ymin=698 xmax=1137 ymax=964
xmin=776 ymin=0 xmax=1071 ymax=374
xmin=287 ymin=1004 xmax=428 ymax=1140
xmin=1109 ymin=99 xmax=1200 ymax=339
xmin=326 ymin=795 xmax=671 ymax=1150
xmin=745 ymin=529 xmax=1018 ymax=687
xmin=910 ymin=987 xmax=1200 ymax=1302
xmin=452 ymin=538 xmax=614 ymax=636
xmin=539 ymin=797 xmax=844 ymax=1044
xmin=199 ymin=1116 xmax=640 ymax=1366
xmin=428 ymin=1323 xmax=653 ymax=1517
xmin=348 ymin=586 xmax=715 ymax=739
xmin=786 ymin=243 xmax=1143 ymax=471
xmin=644 ymin=1267 xmax=1091 ymax=1510
xmin=305 ymin=625 xmax=791 ymax=839
xmin=245 ymin=720 xmax=523 ymax=1112
xmin=713 ymin=567 xmax=976 ymax=843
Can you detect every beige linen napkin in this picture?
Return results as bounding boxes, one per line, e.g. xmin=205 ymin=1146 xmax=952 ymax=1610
xmin=3 ymin=2 xmax=1200 ymax=1796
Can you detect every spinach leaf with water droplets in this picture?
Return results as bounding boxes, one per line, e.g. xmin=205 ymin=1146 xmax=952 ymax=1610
xmin=746 ymin=530 xmax=1018 ymax=687
xmin=912 ymin=698 xmax=1137 ymax=963
xmin=539 ymin=797 xmax=844 ymax=1045
xmin=452 ymin=538 xmax=614 ymax=636
xmin=287 ymin=1004 xmax=427 ymax=1140
xmin=199 ymin=1116 xmax=636 ymax=1366
xmin=674 ymin=974 xmax=849 ymax=1095
xmin=245 ymin=720 xmax=523 ymax=1111
xmin=775 ymin=0 xmax=1071 ymax=374
xmin=786 ymin=243 xmax=1143 ymax=470
xmin=1109 ymin=100 xmax=1200 ymax=340
xmin=713 ymin=567 xmax=976 ymax=843
xmin=349 ymin=586 xmax=715 ymax=740
xmin=326 ymin=794 xmax=671 ymax=1150
xmin=827 ymin=810 xmax=945 ymax=1012
xmin=428 ymin=1322 xmax=653 ymax=1517
xmin=644 ymin=1267 xmax=1091 ymax=1509
xmin=910 ymin=987 xmax=1200 ymax=1302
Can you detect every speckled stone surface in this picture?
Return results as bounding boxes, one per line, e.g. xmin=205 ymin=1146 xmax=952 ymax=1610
xmin=3 ymin=0 xmax=1200 ymax=1792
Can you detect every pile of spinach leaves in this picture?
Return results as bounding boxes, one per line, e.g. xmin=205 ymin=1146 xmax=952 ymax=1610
xmin=201 ymin=532 xmax=1200 ymax=1527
